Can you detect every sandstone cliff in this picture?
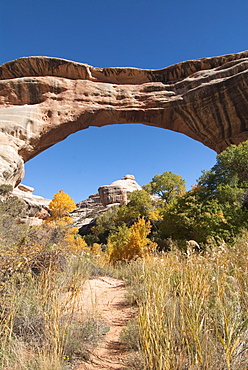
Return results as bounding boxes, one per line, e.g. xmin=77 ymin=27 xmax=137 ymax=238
xmin=0 ymin=52 xmax=247 ymax=187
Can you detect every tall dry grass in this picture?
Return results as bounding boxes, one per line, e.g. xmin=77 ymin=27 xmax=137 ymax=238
xmin=119 ymin=233 xmax=248 ymax=370
xmin=0 ymin=253 xmax=94 ymax=369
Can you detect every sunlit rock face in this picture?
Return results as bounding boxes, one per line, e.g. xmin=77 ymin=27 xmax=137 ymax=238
xmin=71 ymin=175 xmax=141 ymax=233
xmin=12 ymin=184 xmax=50 ymax=225
xmin=0 ymin=51 xmax=248 ymax=186
xmin=0 ymin=145 xmax=24 ymax=186
xmin=98 ymin=175 xmax=142 ymax=206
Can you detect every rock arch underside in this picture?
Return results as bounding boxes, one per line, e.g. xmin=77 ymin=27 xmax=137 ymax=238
xmin=0 ymin=51 xmax=248 ymax=187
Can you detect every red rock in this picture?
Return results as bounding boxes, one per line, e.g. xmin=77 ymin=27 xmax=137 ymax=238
xmin=0 ymin=52 xmax=247 ymax=186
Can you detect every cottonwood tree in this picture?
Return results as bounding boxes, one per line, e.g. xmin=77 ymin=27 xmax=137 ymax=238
xmin=160 ymin=141 xmax=248 ymax=245
xmin=143 ymin=171 xmax=186 ymax=203
xmin=47 ymin=190 xmax=76 ymax=225
xmin=46 ymin=190 xmax=89 ymax=252
xmin=107 ymin=218 xmax=157 ymax=263
xmin=198 ymin=140 xmax=248 ymax=206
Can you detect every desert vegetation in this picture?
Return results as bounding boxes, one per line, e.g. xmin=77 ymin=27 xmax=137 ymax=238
xmin=0 ymin=141 xmax=247 ymax=369
xmin=0 ymin=189 xmax=106 ymax=369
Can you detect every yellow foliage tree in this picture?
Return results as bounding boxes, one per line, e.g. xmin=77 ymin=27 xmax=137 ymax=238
xmin=46 ymin=191 xmax=89 ymax=253
xmin=107 ymin=217 xmax=157 ymax=263
xmin=47 ymin=190 xmax=76 ymax=225
xmin=65 ymin=227 xmax=88 ymax=253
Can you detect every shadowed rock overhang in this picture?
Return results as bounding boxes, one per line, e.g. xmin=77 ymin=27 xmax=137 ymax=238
xmin=0 ymin=51 xmax=247 ymax=186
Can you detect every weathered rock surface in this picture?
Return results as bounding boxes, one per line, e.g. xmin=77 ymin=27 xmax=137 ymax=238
xmin=12 ymin=184 xmax=50 ymax=225
xmin=71 ymin=175 xmax=141 ymax=232
xmin=0 ymin=145 xmax=24 ymax=186
xmin=0 ymin=52 xmax=248 ymax=186
xmin=98 ymin=174 xmax=142 ymax=206
xmin=71 ymin=193 xmax=106 ymax=233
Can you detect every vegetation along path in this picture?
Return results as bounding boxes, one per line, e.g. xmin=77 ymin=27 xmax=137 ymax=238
xmin=76 ymin=276 xmax=136 ymax=370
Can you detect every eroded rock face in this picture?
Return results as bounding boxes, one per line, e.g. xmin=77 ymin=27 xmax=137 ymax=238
xmin=0 ymin=52 xmax=248 ymax=186
xmin=98 ymin=174 xmax=142 ymax=206
xmin=71 ymin=193 xmax=106 ymax=233
xmin=0 ymin=145 xmax=24 ymax=186
xmin=71 ymin=175 xmax=141 ymax=232
xmin=12 ymin=184 xmax=50 ymax=225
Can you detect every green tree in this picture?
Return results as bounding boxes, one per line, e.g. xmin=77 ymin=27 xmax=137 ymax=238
xmin=155 ymin=142 xmax=248 ymax=246
xmin=160 ymin=186 xmax=248 ymax=245
xmin=124 ymin=189 xmax=162 ymax=221
xmin=143 ymin=171 xmax=186 ymax=203
xmin=217 ymin=140 xmax=248 ymax=183
xmin=198 ymin=140 xmax=248 ymax=206
xmin=93 ymin=204 xmax=125 ymax=237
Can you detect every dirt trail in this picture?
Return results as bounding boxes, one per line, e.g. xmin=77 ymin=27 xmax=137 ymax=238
xmin=76 ymin=276 xmax=136 ymax=370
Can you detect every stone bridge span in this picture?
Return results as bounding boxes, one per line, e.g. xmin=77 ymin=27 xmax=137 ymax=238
xmin=0 ymin=51 xmax=247 ymax=186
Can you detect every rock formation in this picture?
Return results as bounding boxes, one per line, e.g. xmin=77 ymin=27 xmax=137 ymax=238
xmin=12 ymin=184 xmax=50 ymax=225
xmin=98 ymin=174 xmax=141 ymax=206
xmin=71 ymin=175 xmax=141 ymax=233
xmin=0 ymin=51 xmax=248 ymax=186
xmin=71 ymin=193 xmax=105 ymax=233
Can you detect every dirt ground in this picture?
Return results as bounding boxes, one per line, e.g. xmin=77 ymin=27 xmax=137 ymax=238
xmin=75 ymin=276 xmax=136 ymax=370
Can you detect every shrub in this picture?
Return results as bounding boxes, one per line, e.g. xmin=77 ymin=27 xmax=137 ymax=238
xmin=0 ymin=184 xmax=13 ymax=198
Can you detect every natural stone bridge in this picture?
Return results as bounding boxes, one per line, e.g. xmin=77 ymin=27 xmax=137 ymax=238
xmin=0 ymin=51 xmax=248 ymax=186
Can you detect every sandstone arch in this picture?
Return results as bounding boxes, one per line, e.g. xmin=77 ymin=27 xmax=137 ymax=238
xmin=0 ymin=51 xmax=248 ymax=186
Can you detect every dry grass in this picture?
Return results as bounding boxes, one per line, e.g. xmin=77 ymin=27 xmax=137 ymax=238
xmin=0 ymin=252 xmax=101 ymax=369
xmin=1 ymin=196 xmax=247 ymax=370
xmin=116 ymin=232 xmax=248 ymax=370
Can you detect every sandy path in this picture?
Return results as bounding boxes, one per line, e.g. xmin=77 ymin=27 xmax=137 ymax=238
xmin=76 ymin=276 xmax=136 ymax=370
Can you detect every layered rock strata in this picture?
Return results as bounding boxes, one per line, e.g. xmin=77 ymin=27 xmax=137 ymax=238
xmin=12 ymin=184 xmax=50 ymax=225
xmin=71 ymin=175 xmax=141 ymax=233
xmin=98 ymin=174 xmax=141 ymax=206
xmin=0 ymin=51 xmax=248 ymax=186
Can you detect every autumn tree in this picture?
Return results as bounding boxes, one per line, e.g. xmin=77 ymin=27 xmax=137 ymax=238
xmin=65 ymin=227 xmax=88 ymax=253
xmin=45 ymin=190 xmax=90 ymax=254
xmin=47 ymin=190 xmax=76 ymax=225
xmin=107 ymin=217 xmax=157 ymax=263
xmin=143 ymin=171 xmax=186 ymax=203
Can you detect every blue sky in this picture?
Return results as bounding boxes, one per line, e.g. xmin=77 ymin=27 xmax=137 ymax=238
xmin=1 ymin=0 xmax=247 ymax=202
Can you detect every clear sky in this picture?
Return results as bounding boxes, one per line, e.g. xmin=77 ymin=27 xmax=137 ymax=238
xmin=1 ymin=0 xmax=247 ymax=202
